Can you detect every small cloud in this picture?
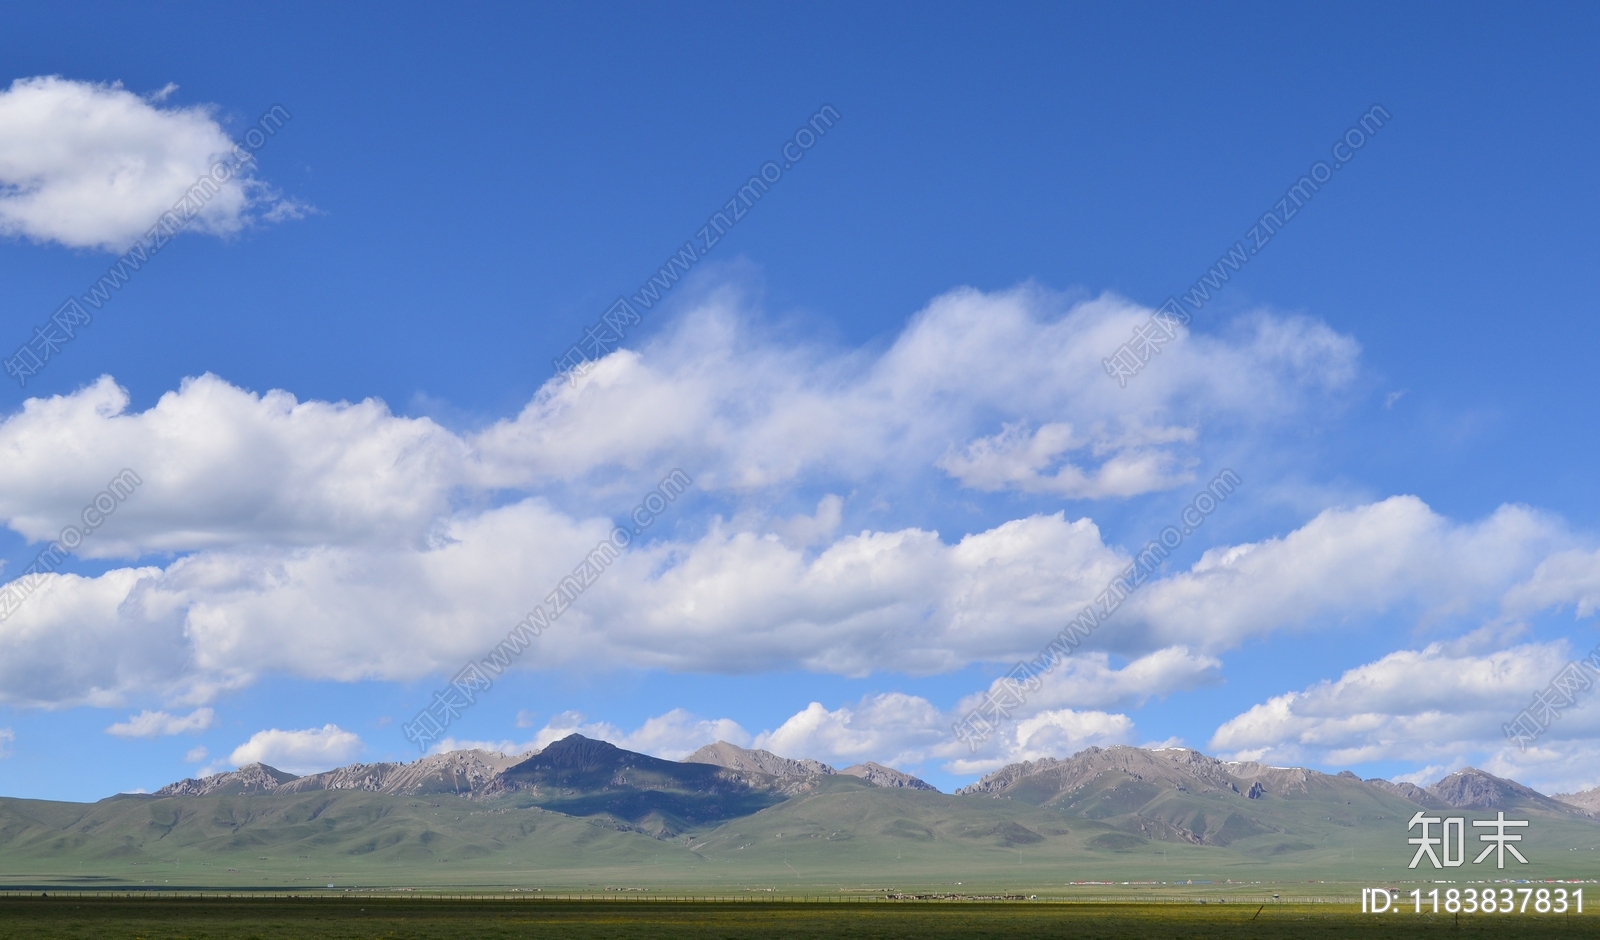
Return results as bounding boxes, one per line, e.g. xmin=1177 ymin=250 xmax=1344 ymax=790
xmin=227 ymin=724 xmax=362 ymax=775
xmin=938 ymin=421 xmax=1194 ymax=498
xmin=1393 ymin=763 xmax=1452 ymax=786
xmin=1384 ymin=389 xmax=1408 ymax=409
xmin=183 ymin=745 xmax=208 ymax=763
xmin=105 ymin=708 xmax=215 ymax=739
xmin=0 ymin=727 xmax=13 ymax=758
xmin=514 ymin=710 xmax=538 ymax=729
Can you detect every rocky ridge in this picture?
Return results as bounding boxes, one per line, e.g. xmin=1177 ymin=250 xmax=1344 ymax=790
xmin=154 ymin=738 xmax=1580 ymax=820
xmin=154 ymin=737 xmax=935 ymax=801
xmin=155 ymin=749 xmax=522 ymax=799
xmin=957 ymin=746 xmax=1586 ymax=816
xmin=682 ymin=742 xmax=834 ymax=780
xmin=1555 ymin=786 xmax=1600 ymax=817
xmin=682 ymin=741 xmax=936 ymax=791
xmin=155 ymin=762 xmax=299 ymax=797
xmin=836 ymin=760 xmax=938 ymax=790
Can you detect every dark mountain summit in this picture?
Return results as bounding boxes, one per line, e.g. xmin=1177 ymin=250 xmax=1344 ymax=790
xmin=487 ymin=734 xmax=789 ymax=836
xmin=1426 ymin=767 xmax=1577 ymax=814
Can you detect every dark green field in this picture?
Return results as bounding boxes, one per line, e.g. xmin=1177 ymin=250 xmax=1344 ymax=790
xmin=0 ymin=898 xmax=1597 ymax=940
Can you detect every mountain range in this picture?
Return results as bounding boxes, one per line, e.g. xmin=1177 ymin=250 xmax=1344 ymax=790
xmin=154 ymin=737 xmax=936 ymax=805
xmin=957 ymin=745 xmax=1599 ymax=818
xmin=4 ymin=736 xmax=1600 ymax=890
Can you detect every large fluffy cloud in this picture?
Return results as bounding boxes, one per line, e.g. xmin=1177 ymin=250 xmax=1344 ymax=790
xmin=0 ymin=492 xmax=1584 ymax=708
xmin=956 ymin=647 xmax=1222 ymax=718
xmin=1118 ymin=496 xmax=1571 ymax=653
xmin=1502 ymin=547 xmax=1600 ymax=621
xmin=754 ymin=694 xmax=952 ymax=770
xmin=746 ymin=694 xmax=1138 ymax=778
xmin=0 ymin=375 xmax=467 ymax=556
xmin=0 ymin=504 xmax=1121 ymax=703
xmin=0 ymin=288 xmax=1353 ymax=558
xmin=1210 ymin=638 xmax=1600 ymax=793
xmin=0 ymin=76 xmax=297 ymax=250
xmin=4 ymin=286 xmax=1585 ymax=724
xmin=474 ymin=287 xmax=1359 ymax=497
xmin=0 ymin=567 xmax=179 ymax=707
xmin=0 ymin=285 xmax=1378 ymax=705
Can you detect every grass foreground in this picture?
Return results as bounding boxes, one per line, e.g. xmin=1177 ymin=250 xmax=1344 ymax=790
xmin=0 ymin=897 xmax=1597 ymax=940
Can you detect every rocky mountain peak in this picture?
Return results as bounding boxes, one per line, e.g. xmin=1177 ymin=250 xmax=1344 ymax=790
xmin=1425 ymin=767 xmax=1554 ymax=810
xmin=155 ymin=762 xmax=299 ymax=797
xmin=277 ymin=748 xmax=526 ymax=797
xmin=528 ymin=733 xmax=626 ymax=772
xmin=684 ymin=741 xmax=836 ymax=779
xmin=838 ymin=761 xmax=937 ymax=791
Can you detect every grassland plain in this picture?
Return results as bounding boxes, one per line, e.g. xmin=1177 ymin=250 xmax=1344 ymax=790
xmin=2 ymin=898 xmax=1600 ymax=940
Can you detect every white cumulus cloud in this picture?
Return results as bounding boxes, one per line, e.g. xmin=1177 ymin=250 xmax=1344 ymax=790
xmin=0 ymin=286 xmax=1360 ymax=560
xmin=228 ymin=724 xmax=363 ymax=775
xmin=755 ymin=694 xmax=950 ymax=770
xmin=955 ymin=647 xmax=1223 ymax=718
xmin=10 ymin=289 xmax=1580 ymax=714
xmin=750 ymin=693 xmax=1136 ymax=778
xmin=938 ymin=421 xmax=1197 ymax=498
xmin=432 ymin=708 xmax=751 ymax=763
xmin=473 ymin=287 xmax=1358 ymax=499
xmin=0 ymin=567 xmax=181 ymax=707
xmin=0 ymin=374 xmax=467 ymax=557
xmin=955 ymin=708 xmax=1137 ymax=775
xmin=1210 ymin=638 xmax=1600 ymax=793
xmin=1120 ymin=496 xmax=1571 ymax=653
xmin=105 ymin=707 xmax=214 ymax=738
xmin=0 ymin=76 xmax=298 ymax=250
xmin=1502 ymin=547 xmax=1600 ymax=620
xmin=0 ymin=491 xmax=1584 ymax=709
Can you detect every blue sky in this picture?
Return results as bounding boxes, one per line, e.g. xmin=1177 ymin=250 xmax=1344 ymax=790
xmin=2 ymin=2 xmax=1599 ymax=801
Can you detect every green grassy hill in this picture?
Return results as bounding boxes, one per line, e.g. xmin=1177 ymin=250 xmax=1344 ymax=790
xmin=0 ymin=789 xmax=681 ymax=889
xmin=5 ymin=739 xmax=1600 ymax=892
xmin=678 ymin=772 xmax=1600 ymax=887
xmin=5 ymin=778 xmax=1600 ymax=892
